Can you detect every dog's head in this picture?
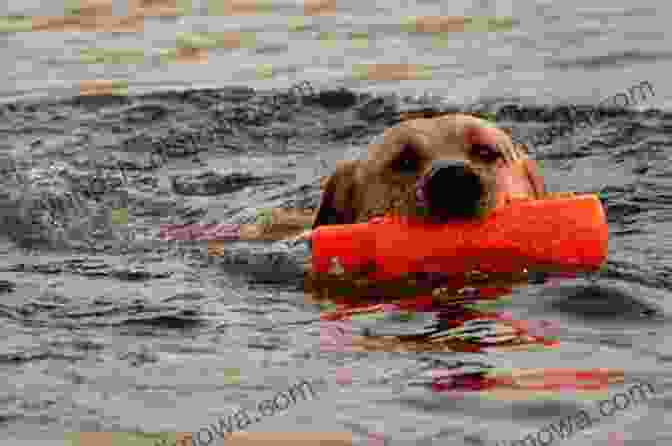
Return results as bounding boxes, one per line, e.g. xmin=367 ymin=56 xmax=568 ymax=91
xmin=313 ymin=113 xmax=546 ymax=228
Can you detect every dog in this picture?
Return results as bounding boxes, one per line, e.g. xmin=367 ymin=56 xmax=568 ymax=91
xmin=312 ymin=113 xmax=546 ymax=229
xmin=207 ymin=112 xmax=546 ymax=250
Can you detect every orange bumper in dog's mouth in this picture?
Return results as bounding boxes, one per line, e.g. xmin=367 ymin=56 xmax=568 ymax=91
xmin=310 ymin=193 xmax=608 ymax=282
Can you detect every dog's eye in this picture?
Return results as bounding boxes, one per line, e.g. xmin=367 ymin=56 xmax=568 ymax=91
xmin=391 ymin=145 xmax=420 ymax=173
xmin=397 ymin=157 xmax=417 ymax=172
xmin=471 ymin=143 xmax=501 ymax=162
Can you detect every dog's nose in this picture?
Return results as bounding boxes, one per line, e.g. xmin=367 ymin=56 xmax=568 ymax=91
xmin=417 ymin=160 xmax=484 ymax=220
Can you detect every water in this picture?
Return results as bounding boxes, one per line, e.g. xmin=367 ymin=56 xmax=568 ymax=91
xmin=0 ymin=0 xmax=671 ymax=445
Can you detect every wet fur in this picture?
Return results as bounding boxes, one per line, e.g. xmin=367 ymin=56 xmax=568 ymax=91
xmin=313 ymin=113 xmax=546 ymax=228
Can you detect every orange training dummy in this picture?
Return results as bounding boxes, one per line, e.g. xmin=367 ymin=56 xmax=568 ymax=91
xmin=310 ymin=194 xmax=608 ymax=282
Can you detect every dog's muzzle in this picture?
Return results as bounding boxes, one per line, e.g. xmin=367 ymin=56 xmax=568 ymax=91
xmin=415 ymin=160 xmax=485 ymax=220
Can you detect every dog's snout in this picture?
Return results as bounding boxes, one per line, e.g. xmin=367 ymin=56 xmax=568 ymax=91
xmin=417 ymin=160 xmax=484 ymax=220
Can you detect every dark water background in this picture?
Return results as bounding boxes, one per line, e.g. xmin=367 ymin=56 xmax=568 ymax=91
xmin=1 ymin=0 xmax=671 ymax=445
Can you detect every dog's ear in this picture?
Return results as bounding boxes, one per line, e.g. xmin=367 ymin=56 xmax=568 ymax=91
xmin=509 ymin=141 xmax=546 ymax=198
xmin=312 ymin=160 xmax=359 ymax=229
xmin=522 ymin=157 xmax=546 ymax=198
